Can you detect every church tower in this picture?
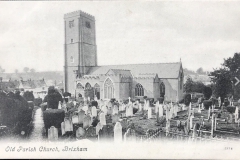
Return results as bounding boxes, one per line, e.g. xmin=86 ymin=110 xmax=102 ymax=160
xmin=64 ymin=10 xmax=97 ymax=94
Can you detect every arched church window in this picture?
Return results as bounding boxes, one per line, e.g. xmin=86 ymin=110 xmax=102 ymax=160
xmin=104 ymin=78 xmax=114 ymax=99
xmin=160 ymin=82 xmax=165 ymax=97
xmin=135 ymin=83 xmax=144 ymax=96
xmin=70 ymin=56 xmax=74 ymax=63
xmin=94 ymin=83 xmax=100 ymax=99
xmin=76 ymin=83 xmax=84 ymax=89
xmin=85 ymin=83 xmax=92 ymax=90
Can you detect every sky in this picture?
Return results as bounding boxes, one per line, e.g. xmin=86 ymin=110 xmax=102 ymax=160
xmin=0 ymin=1 xmax=240 ymax=73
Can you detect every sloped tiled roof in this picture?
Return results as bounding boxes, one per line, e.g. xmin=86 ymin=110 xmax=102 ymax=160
xmin=87 ymin=62 xmax=181 ymax=78
xmin=106 ymin=69 xmax=132 ymax=77
xmin=20 ymin=79 xmax=47 ymax=89
xmin=34 ymin=79 xmax=47 ymax=88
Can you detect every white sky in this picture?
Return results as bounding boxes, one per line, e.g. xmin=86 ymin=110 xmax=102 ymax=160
xmin=0 ymin=1 xmax=240 ymax=73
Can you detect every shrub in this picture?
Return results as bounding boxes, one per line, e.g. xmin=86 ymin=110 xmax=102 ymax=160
xmin=91 ymin=101 xmax=98 ymax=107
xmin=203 ymin=86 xmax=212 ymax=100
xmin=184 ymin=94 xmax=191 ymax=106
xmin=43 ymin=109 xmax=65 ymax=130
xmin=224 ymin=98 xmax=230 ymax=106
xmin=44 ymin=87 xmax=63 ymax=109
xmin=226 ymin=106 xmax=236 ymax=114
xmin=23 ymin=91 xmax=35 ymax=102
xmin=158 ymin=97 xmax=164 ymax=104
xmin=34 ymin=98 xmax=42 ymax=106
xmin=203 ymin=100 xmax=212 ymax=110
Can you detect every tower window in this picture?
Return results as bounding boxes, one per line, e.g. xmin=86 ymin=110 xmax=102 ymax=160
xmin=70 ymin=56 xmax=74 ymax=63
xmin=69 ymin=20 xmax=74 ymax=28
xmin=85 ymin=21 xmax=91 ymax=28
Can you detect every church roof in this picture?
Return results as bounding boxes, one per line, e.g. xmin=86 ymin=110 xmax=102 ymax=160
xmin=87 ymin=62 xmax=182 ymax=78
xmin=106 ymin=69 xmax=132 ymax=77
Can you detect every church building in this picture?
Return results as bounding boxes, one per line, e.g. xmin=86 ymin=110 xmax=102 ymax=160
xmin=64 ymin=10 xmax=184 ymax=102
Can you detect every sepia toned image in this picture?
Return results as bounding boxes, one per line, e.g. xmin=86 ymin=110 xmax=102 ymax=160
xmin=0 ymin=0 xmax=240 ymax=159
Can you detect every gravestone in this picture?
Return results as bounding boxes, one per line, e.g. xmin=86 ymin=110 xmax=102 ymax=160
xmin=48 ymin=126 xmax=58 ymax=141
xmin=91 ymin=106 xmax=97 ymax=117
xmin=107 ymin=107 xmax=113 ymax=115
xmin=76 ymin=127 xmax=85 ymax=139
xmin=64 ymin=118 xmax=73 ymax=132
xmin=114 ymin=122 xmax=122 ymax=143
xmin=78 ymin=109 xmax=85 ymax=124
xmin=128 ymin=104 xmax=133 ymax=116
xmin=72 ymin=114 xmax=79 ymax=124
xmin=166 ymin=120 xmax=170 ymax=133
xmin=138 ymin=103 xmax=142 ymax=112
xmin=228 ymin=114 xmax=233 ymax=123
xmin=155 ymin=101 xmax=159 ymax=113
xmin=112 ymin=114 xmax=120 ymax=124
xmin=96 ymin=122 xmax=103 ymax=135
xmin=192 ymin=123 xmax=197 ymax=138
xmin=100 ymin=112 xmax=106 ymax=125
xmin=61 ymin=122 xmax=65 ymax=135
xmin=159 ymin=104 xmax=163 ymax=117
xmin=148 ymin=107 xmax=152 ymax=119
xmin=235 ymin=107 xmax=239 ymax=123
xmin=124 ymin=128 xmax=136 ymax=142
xmin=113 ymin=105 xmax=118 ymax=115
xmin=102 ymin=105 xmax=108 ymax=115
xmin=58 ymin=101 xmax=62 ymax=109
xmin=190 ymin=115 xmax=194 ymax=129
xmin=83 ymin=115 xmax=92 ymax=129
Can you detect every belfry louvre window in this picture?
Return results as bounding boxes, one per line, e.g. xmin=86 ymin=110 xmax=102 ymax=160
xmin=69 ymin=20 xmax=74 ymax=28
xmin=85 ymin=21 xmax=91 ymax=28
xmin=70 ymin=56 xmax=74 ymax=63
xmin=135 ymin=83 xmax=144 ymax=96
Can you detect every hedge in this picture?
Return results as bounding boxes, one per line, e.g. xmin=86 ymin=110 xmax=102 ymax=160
xmin=203 ymin=100 xmax=212 ymax=110
xmin=43 ymin=109 xmax=65 ymax=130
xmin=184 ymin=94 xmax=191 ymax=106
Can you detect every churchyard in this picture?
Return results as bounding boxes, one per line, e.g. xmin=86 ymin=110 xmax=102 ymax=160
xmin=43 ymin=96 xmax=240 ymax=143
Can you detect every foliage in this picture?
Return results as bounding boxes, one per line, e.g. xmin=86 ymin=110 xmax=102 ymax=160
xmin=0 ymin=66 xmax=5 ymax=73
xmin=226 ymin=106 xmax=236 ymax=114
xmin=184 ymin=94 xmax=191 ymax=106
xmin=30 ymin=68 xmax=35 ymax=73
xmin=196 ymin=67 xmax=204 ymax=74
xmin=43 ymin=109 xmax=65 ymax=131
xmin=44 ymin=86 xmax=63 ymax=109
xmin=210 ymin=53 xmax=240 ymax=99
xmin=184 ymin=78 xmax=206 ymax=93
xmin=202 ymin=86 xmax=212 ymax=100
xmin=203 ymin=100 xmax=212 ymax=110
xmin=23 ymin=91 xmax=35 ymax=101
xmin=23 ymin=67 xmax=29 ymax=73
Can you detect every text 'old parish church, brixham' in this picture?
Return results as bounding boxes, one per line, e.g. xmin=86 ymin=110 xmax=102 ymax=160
xmin=64 ymin=10 xmax=184 ymax=102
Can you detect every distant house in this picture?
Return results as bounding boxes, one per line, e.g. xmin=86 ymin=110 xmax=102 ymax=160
xmin=19 ymin=79 xmax=47 ymax=99
xmin=0 ymin=77 xmax=19 ymax=92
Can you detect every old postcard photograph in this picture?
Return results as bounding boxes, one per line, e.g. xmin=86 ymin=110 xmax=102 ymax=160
xmin=0 ymin=0 xmax=240 ymax=159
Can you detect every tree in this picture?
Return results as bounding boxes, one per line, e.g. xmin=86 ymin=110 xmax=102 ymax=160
xmin=210 ymin=53 xmax=240 ymax=99
xmin=23 ymin=67 xmax=29 ymax=73
xmin=202 ymin=86 xmax=212 ymax=100
xmin=0 ymin=66 xmax=5 ymax=73
xmin=196 ymin=67 xmax=204 ymax=74
xmin=184 ymin=78 xmax=194 ymax=93
xmin=15 ymin=69 xmax=19 ymax=74
xmin=30 ymin=68 xmax=35 ymax=73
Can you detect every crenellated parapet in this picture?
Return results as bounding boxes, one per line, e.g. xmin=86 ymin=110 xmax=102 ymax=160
xmin=64 ymin=10 xmax=95 ymax=20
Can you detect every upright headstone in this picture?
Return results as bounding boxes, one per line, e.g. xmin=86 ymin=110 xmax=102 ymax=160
xmin=113 ymin=105 xmax=118 ymax=115
xmin=100 ymin=112 xmax=106 ymax=125
xmin=107 ymin=106 xmax=113 ymax=115
xmin=96 ymin=122 xmax=103 ymax=135
xmin=138 ymin=103 xmax=143 ymax=112
xmin=58 ymin=101 xmax=62 ymax=109
xmin=159 ymin=104 xmax=163 ymax=117
xmin=148 ymin=107 xmax=152 ymax=119
xmin=72 ymin=114 xmax=79 ymax=124
xmin=78 ymin=109 xmax=85 ymax=124
xmin=218 ymin=97 xmax=221 ymax=108
xmin=114 ymin=122 xmax=122 ymax=143
xmin=124 ymin=128 xmax=136 ymax=142
xmin=155 ymin=101 xmax=159 ymax=113
xmin=91 ymin=106 xmax=97 ymax=117
xmin=166 ymin=120 xmax=170 ymax=134
xmin=201 ymin=103 xmax=204 ymax=110
xmin=102 ymin=105 xmax=108 ymax=115
xmin=61 ymin=122 xmax=65 ymax=135
xmin=208 ymin=107 xmax=211 ymax=120
xmin=235 ymin=107 xmax=239 ymax=123
xmin=198 ymin=104 xmax=201 ymax=113
xmin=190 ymin=114 xmax=194 ymax=129
xmin=48 ymin=126 xmax=58 ymax=141
xmin=211 ymin=114 xmax=215 ymax=137
xmin=128 ymin=104 xmax=133 ymax=116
